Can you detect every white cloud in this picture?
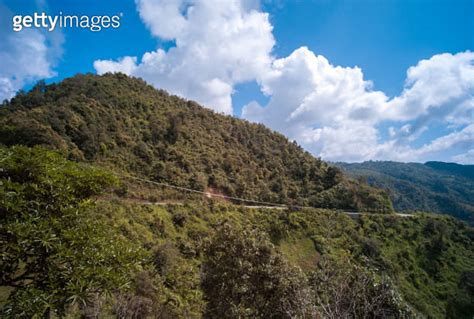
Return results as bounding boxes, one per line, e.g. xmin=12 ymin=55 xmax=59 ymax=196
xmin=453 ymin=149 xmax=474 ymax=164
xmin=0 ymin=77 xmax=14 ymax=100
xmin=136 ymin=0 xmax=187 ymax=40
xmin=0 ymin=3 xmax=63 ymax=101
xmin=413 ymin=124 xmax=474 ymax=157
xmin=387 ymin=52 xmax=474 ymax=122
xmin=94 ymin=56 xmax=138 ymax=75
xmin=94 ymin=0 xmax=274 ymax=114
xmin=244 ymin=49 xmax=474 ymax=162
xmin=242 ymin=47 xmax=389 ymax=161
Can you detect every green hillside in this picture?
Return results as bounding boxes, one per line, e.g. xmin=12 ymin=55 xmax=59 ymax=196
xmin=1 ymin=75 xmax=473 ymax=318
xmin=1 ymin=145 xmax=473 ymax=318
xmin=0 ymin=73 xmax=392 ymax=212
xmin=337 ymin=161 xmax=474 ymax=224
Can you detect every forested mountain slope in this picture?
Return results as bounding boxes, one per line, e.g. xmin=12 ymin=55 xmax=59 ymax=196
xmin=0 ymin=73 xmax=391 ymax=212
xmin=337 ymin=161 xmax=474 ymax=224
xmin=425 ymin=161 xmax=474 ymax=180
xmin=1 ymin=145 xmax=473 ymax=318
xmin=1 ymin=75 xmax=473 ymax=318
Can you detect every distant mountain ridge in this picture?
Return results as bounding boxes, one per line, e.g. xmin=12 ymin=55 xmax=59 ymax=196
xmin=425 ymin=161 xmax=474 ymax=180
xmin=336 ymin=161 xmax=474 ymax=224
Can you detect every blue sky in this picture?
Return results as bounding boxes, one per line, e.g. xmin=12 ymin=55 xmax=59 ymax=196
xmin=1 ymin=0 xmax=473 ymax=163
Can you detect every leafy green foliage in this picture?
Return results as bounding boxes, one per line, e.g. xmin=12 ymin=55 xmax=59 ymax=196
xmin=91 ymin=198 xmax=473 ymax=318
xmin=0 ymin=146 xmax=143 ymax=317
xmin=446 ymin=270 xmax=474 ymax=318
xmin=1 ymin=154 xmax=471 ymax=318
xmin=202 ymin=224 xmax=314 ymax=318
xmin=310 ymin=256 xmax=415 ymax=318
xmin=94 ymin=200 xmax=205 ymax=318
xmin=337 ymin=161 xmax=474 ymax=223
xmin=0 ymin=74 xmax=392 ymax=212
xmin=354 ymin=214 xmax=474 ymax=317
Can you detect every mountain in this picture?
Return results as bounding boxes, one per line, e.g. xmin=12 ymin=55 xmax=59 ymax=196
xmin=0 ymin=73 xmax=391 ymax=212
xmin=336 ymin=161 xmax=474 ymax=224
xmin=425 ymin=161 xmax=474 ymax=180
xmin=1 ymin=74 xmax=473 ymax=318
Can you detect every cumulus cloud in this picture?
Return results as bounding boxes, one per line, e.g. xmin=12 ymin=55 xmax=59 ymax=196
xmin=94 ymin=56 xmax=138 ymax=75
xmin=244 ymin=49 xmax=474 ymax=162
xmin=0 ymin=3 xmax=63 ymax=101
xmin=453 ymin=149 xmax=474 ymax=164
xmin=243 ymin=47 xmax=391 ymax=161
xmin=94 ymin=0 xmax=274 ymax=114
xmin=387 ymin=52 xmax=474 ymax=122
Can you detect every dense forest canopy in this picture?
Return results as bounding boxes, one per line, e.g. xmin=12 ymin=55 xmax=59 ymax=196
xmin=425 ymin=161 xmax=474 ymax=180
xmin=0 ymin=73 xmax=392 ymax=212
xmin=1 ymin=146 xmax=473 ymax=318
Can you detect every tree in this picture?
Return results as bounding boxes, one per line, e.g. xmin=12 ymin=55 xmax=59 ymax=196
xmin=201 ymin=224 xmax=315 ymax=318
xmin=0 ymin=146 xmax=142 ymax=317
xmin=446 ymin=270 xmax=474 ymax=318
xmin=309 ymin=256 xmax=415 ymax=318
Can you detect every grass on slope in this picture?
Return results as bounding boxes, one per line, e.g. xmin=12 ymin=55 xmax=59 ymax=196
xmin=92 ymin=197 xmax=474 ymax=318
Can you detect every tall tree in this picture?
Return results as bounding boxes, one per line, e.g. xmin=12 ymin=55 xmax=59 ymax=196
xmin=0 ymin=146 xmax=142 ymax=317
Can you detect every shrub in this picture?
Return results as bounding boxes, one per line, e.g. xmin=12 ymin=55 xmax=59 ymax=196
xmin=202 ymin=224 xmax=315 ymax=318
